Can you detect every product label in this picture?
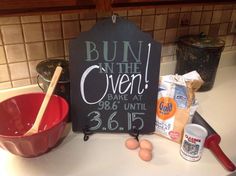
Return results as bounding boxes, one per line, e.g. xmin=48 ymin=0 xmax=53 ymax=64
xmin=180 ymin=134 xmax=204 ymax=161
xmin=155 ymin=117 xmax=174 ymax=138
xmin=169 ymin=131 xmax=180 ymax=140
xmin=174 ymin=85 xmax=188 ymax=109
xmin=156 ymin=97 xmax=177 ymax=138
xmin=156 ymin=97 xmax=177 ymax=120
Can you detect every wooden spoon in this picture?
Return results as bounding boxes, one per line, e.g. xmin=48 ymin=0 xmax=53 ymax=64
xmin=25 ymin=66 xmax=63 ymax=136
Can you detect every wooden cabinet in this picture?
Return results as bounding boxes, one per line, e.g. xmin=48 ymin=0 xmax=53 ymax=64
xmin=0 ymin=0 xmax=95 ymax=15
xmin=0 ymin=0 xmax=76 ymax=10
xmin=111 ymin=0 xmax=236 ymax=7
xmin=0 ymin=0 xmax=235 ymax=16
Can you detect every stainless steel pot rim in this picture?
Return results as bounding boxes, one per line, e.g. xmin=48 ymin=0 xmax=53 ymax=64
xmin=38 ymin=74 xmax=70 ymax=83
xmin=36 ymin=59 xmax=69 ymax=83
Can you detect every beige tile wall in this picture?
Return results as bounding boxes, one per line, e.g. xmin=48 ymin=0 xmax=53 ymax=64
xmin=0 ymin=4 xmax=236 ymax=90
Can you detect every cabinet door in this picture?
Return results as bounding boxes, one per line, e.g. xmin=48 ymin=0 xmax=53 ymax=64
xmin=112 ymin=0 xmax=180 ymax=4
xmin=0 ymin=0 xmax=76 ymax=10
xmin=112 ymin=0 xmax=234 ymax=6
xmin=0 ymin=0 xmax=94 ymax=15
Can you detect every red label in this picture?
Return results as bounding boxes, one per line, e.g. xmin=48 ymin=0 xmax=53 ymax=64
xmin=169 ymin=131 xmax=180 ymax=140
xmin=185 ymin=134 xmax=201 ymax=144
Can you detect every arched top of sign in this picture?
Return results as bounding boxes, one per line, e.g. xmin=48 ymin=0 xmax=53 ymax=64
xmin=69 ymin=16 xmax=161 ymax=134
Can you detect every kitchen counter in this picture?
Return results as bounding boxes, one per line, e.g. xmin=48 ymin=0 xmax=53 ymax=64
xmin=0 ymin=65 xmax=236 ymax=176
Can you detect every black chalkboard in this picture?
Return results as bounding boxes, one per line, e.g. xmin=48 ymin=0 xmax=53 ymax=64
xmin=69 ymin=17 xmax=161 ymax=134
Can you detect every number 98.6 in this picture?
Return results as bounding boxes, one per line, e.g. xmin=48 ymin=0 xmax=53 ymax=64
xmin=98 ymin=101 xmax=119 ymax=110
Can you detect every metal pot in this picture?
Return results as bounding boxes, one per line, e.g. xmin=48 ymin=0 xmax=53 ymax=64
xmin=36 ymin=59 xmax=70 ymax=113
xmin=176 ymin=33 xmax=225 ymax=91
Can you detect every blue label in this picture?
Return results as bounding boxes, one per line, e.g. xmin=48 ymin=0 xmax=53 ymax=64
xmin=174 ymin=85 xmax=187 ymax=108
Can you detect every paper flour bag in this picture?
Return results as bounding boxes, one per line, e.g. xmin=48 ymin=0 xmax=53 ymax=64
xmin=155 ymin=71 xmax=203 ymax=143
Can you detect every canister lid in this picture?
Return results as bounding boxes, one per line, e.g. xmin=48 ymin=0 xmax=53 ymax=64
xmin=36 ymin=59 xmax=69 ymax=83
xmin=178 ymin=33 xmax=225 ymax=49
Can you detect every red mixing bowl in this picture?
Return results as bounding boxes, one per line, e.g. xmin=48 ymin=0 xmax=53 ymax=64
xmin=0 ymin=93 xmax=69 ymax=157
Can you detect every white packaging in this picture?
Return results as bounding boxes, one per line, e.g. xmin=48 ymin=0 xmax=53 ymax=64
xmin=155 ymin=71 xmax=203 ymax=143
xmin=180 ymin=124 xmax=208 ymax=161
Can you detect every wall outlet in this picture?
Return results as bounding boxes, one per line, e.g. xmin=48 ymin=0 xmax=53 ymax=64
xmin=230 ymin=21 xmax=236 ymax=33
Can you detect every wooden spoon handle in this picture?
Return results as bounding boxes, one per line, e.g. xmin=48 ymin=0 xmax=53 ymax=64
xmin=25 ymin=66 xmax=63 ymax=135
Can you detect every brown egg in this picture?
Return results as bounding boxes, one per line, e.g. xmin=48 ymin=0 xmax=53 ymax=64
xmin=139 ymin=148 xmax=152 ymax=161
xmin=139 ymin=139 xmax=153 ymax=151
xmin=125 ymin=138 xmax=139 ymax=150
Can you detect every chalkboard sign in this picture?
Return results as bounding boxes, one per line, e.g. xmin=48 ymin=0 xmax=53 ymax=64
xmin=69 ymin=17 xmax=161 ymax=134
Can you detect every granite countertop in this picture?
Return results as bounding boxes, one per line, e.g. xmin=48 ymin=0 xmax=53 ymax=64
xmin=0 ymin=65 xmax=236 ymax=176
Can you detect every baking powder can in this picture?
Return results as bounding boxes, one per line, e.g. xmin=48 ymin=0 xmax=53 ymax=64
xmin=180 ymin=123 xmax=208 ymax=161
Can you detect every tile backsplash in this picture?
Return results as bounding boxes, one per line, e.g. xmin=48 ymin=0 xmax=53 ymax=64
xmin=0 ymin=4 xmax=236 ymax=90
